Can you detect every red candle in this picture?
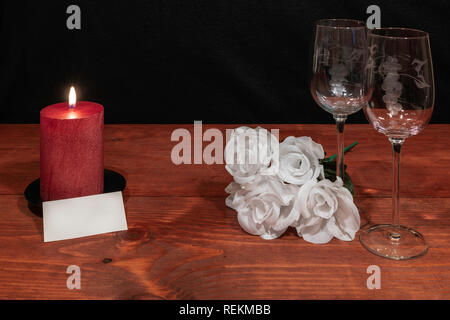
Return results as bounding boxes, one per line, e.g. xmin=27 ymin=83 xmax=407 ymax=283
xmin=40 ymin=87 xmax=104 ymax=201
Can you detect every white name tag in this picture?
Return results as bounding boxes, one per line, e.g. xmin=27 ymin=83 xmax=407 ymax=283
xmin=43 ymin=191 xmax=128 ymax=242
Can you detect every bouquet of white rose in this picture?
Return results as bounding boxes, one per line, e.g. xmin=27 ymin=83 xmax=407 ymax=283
xmin=224 ymin=126 xmax=360 ymax=244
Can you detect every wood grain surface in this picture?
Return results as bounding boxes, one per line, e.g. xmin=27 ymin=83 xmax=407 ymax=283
xmin=0 ymin=124 xmax=449 ymax=299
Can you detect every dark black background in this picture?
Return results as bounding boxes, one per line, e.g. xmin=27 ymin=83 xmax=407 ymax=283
xmin=1 ymin=0 xmax=449 ymax=124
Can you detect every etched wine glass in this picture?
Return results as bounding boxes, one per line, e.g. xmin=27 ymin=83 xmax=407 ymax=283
xmin=310 ymin=19 xmax=368 ymax=178
xmin=360 ymin=28 xmax=434 ymax=260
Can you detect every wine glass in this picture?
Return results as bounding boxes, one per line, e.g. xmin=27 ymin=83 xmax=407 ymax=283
xmin=360 ymin=28 xmax=434 ymax=260
xmin=310 ymin=19 xmax=368 ymax=178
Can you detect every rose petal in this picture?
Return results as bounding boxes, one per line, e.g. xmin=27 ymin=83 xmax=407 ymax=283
xmin=237 ymin=209 xmax=266 ymax=236
xmin=297 ymin=217 xmax=333 ymax=244
xmin=328 ymin=193 xmax=360 ymax=241
xmin=295 ymin=179 xmax=317 ymax=219
xmin=272 ymin=195 xmax=299 ymax=231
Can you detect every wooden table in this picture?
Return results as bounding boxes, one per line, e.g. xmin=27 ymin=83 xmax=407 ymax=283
xmin=0 ymin=124 xmax=449 ymax=300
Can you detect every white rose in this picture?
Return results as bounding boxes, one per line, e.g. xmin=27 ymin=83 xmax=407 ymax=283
xmin=225 ymin=176 xmax=299 ymax=240
xmin=225 ymin=126 xmax=279 ymax=184
xmin=278 ymin=136 xmax=324 ymax=186
xmin=291 ymin=177 xmax=360 ymax=244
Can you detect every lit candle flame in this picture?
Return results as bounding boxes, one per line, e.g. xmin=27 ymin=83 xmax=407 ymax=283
xmin=69 ymin=87 xmax=77 ymax=108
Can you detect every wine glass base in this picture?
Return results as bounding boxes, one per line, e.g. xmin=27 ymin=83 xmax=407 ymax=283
xmin=360 ymin=224 xmax=428 ymax=260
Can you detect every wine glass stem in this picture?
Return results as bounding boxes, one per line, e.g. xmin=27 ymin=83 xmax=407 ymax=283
xmin=390 ymin=138 xmax=404 ymax=231
xmin=334 ymin=115 xmax=347 ymax=179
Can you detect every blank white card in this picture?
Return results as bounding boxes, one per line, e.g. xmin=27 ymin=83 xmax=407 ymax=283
xmin=43 ymin=191 xmax=128 ymax=243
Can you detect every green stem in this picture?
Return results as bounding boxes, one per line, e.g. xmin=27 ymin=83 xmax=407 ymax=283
xmin=324 ymin=141 xmax=358 ymax=162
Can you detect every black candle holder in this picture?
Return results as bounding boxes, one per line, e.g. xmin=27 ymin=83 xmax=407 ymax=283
xmin=24 ymin=169 xmax=127 ymax=217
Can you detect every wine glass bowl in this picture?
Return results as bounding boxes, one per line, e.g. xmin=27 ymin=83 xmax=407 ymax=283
xmin=311 ymin=19 xmax=368 ymax=116
xmin=364 ymin=28 xmax=434 ymax=140
xmin=360 ymin=27 xmax=434 ymax=260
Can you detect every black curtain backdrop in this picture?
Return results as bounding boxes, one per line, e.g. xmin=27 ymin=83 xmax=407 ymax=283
xmin=0 ymin=0 xmax=449 ymax=124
